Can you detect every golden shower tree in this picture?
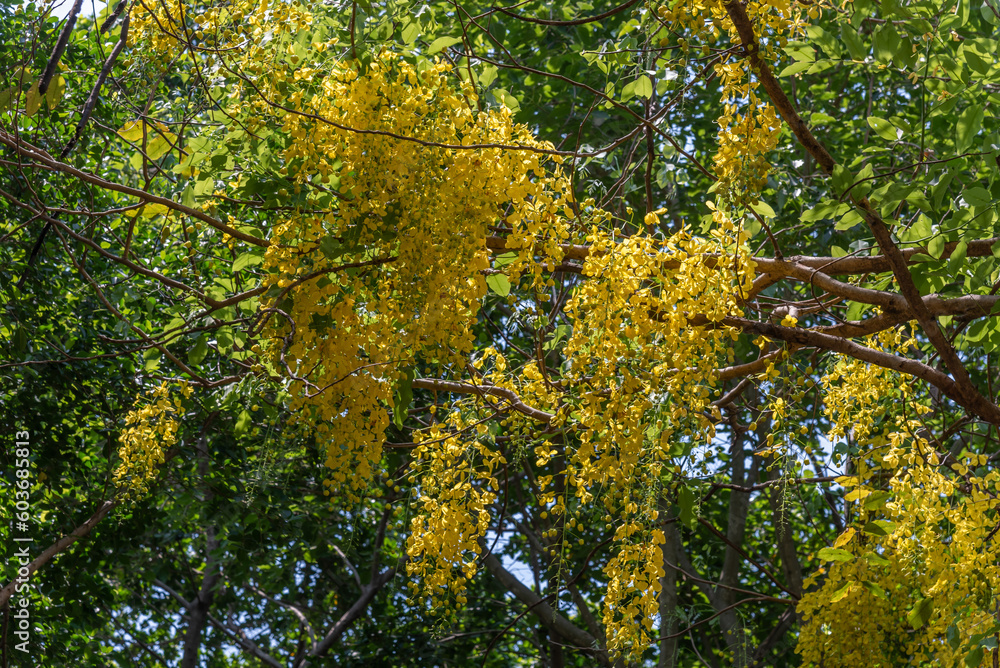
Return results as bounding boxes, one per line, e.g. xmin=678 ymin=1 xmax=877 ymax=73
xmin=2 ymin=0 xmax=1000 ymax=663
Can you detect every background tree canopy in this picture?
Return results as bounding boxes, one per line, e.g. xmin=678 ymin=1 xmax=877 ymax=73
xmin=1 ymin=0 xmax=999 ymax=665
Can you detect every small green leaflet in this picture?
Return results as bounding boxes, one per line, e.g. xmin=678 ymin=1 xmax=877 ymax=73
xmin=188 ymin=335 xmax=209 ymax=365
xmin=863 ymin=551 xmax=891 ymax=566
xmin=393 ymin=366 xmax=415 ymax=430
xmin=749 ymin=200 xmax=776 ymax=218
xmin=400 ymin=20 xmax=419 ymax=44
xmin=233 ymin=250 xmax=265 ymax=272
xmin=835 ymin=210 xmax=864 ymax=231
xmin=143 ymin=347 xmax=161 ymax=371
xmin=840 ymin=25 xmax=867 ymax=60
xmin=634 ymin=75 xmax=653 ymax=99
xmin=963 ymin=187 xmax=993 ymax=208
xmin=867 ymin=116 xmax=898 ymax=141
xmin=963 ymin=48 xmax=990 ymax=76
xmin=778 ymin=61 xmax=812 ymax=77
xmin=862 ymin=520 xmax=896 ymax=536
xmin=860 ymin=581 xmax=886 ymax=599
xmin=492 ymin=88 xmax=520 ymax=112
xmin=234 ymin=409 xmax=252 ymax=436
xmin=493 ymin=251 xmax=518 ymax=267
xmin=818 ymin=547 xmax=854 ymax=562
xmin=956 ymin=105 xmax=984 ymax=153
xmin=830 ymin=582 xmax=854 ymax=602
xmin=907 ymin=597 xmax=934 ymax=630
xmin=217 ymin=326 xmax=234 ymax=354
xmin=486 ymin=274 xmax=511 ymax=297
xmin=927 ymin=235 xmax=945 ymax=259
xmin=478 ymin=65 xmax=498 ymax=88
xmin=678 ymin=485 xmax=696 ymax=528
xmin=427 ymin=36 xmax=462 ymax=54
xmin=25 ymin=81 xmax=42 ymax=116
xmin=46 ymin=74 xmax=65 ymax=111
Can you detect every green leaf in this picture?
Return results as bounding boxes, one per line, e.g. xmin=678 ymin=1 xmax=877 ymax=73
xmin=867 ymin=116 xmax=898 ymax=141
xmin=982 ymin=0 xmax=999 ymax=24
xmin=835 ymin=210 xmax=865 ymax=231
xmin=25 ymin=80 xmax=42 ymax=116
xmin=830 ymin=582 xmax=854 ymax=602
xmin=143 ymin=347 xmax=161 ymax=372
xmin=12 ymin=324 xmax=27 ymax=353
xmin=965 ymin=647 xmax=984 ymax=667
xmin=949 ymin=240 xmax=969 ymax=272
xmin=832 ymin=165 xmax=855 ymax=197
xmin=749 ymin=200 xmax=776 ymax=218
xmin=956 ymin=106 xmax=984 ymax=153
xmin=818 ymin=547 xmax=854 ymax=562
xmin=493 ymin=252 xmax=518 ymax=267
xmin=963 ymin=48 xmax=990 ymax=76
xmin=234 ymin=409 xmax=252 ymax=436
xmin=948 ymin=624 xmax=961 ymax=650
xmin=634 ymin=75 xmax=653 ymax=99
xmin=907 ymin=597 xmax=934 ymax=630
xmin=927 ymin=235 xmax=945 ymax=259
xmin=427 ymin=36 xmax=462 ymax=54
xmin=478 ymin=65 xmax=498 ymax=89
xmin=803 ymin=200 xmax=850 ymax=223
xmin=233 ymin=250 xmax=264 ymax=272
xmin=188 ymin=335 xmax=209 ymax=365
xmin=393 ymin=366 xmax=415 ymax=430
xmin=217 ymin=326 xmax=234 ymax=354
xmin=964 ymin=187 xmax=993 ymax=208
xmin=486 ymin=274 xmax=511 ymax=297
xmin=846 ymin=300 xmax=868 ymax=322
xmin=400 ymin=20 xmax=419 ymax=44
xmin=863 ymin=551 xmax=891 ymax=566
xmin=831 ymin=245 xmax=848 ymax=258
xmin=45 ymin=74 xmax=65 ymax=111
xmin=862 ymin=520 xmax=896 ymax=536
xmin=861 ymin=581 xmax=887 ymax=599
xmin=778 ymin=61 xmax=812 ymax=77
xmin=678 ymin=485 xmax=696 ymax=528
xmin=491 ymin=88 xmax=520 ymax=113
xmin=194 ymin=176 xmax=214 ymax=197
xmin=840 ymin=25 xmax=867 ymax=60
xmin=873 ymin=24 xmax=900 ymax=64
xmin=863 ymin=490 xmax=892 ymax=510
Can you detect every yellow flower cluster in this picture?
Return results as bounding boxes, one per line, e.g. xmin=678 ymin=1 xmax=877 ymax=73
xmin=798 ymin=324 xmax=1000 ymax=665
xmin=798 ymin=423 xmax=1000 ymax=667
xmin=129 ymin=0 xmax=311 ymax=58
xmin=653 ymin=0 xmax=804 ymax=199
xmin=113 ymin=381 xmax=191 ymax=502
xmin=252 ymin=53 xmax=576 ymax=501
xmin=822 ymin=325 xmax=915 ymax=447
xmin=603 ymin=530 xmax=667 ymax=656
xmin=404 ymin=413 xmax=505 ymax=608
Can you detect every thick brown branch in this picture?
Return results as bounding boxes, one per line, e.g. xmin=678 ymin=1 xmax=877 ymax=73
xmin=413 ymin=378 xmax=554 ymax=423
xmin=0 ymin=500 xmax=116 ymax=608
xmin=722 ymin=0 xmax=1000 ymax=424
xmin=482 ymin=553 xmax=607 ymax=664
